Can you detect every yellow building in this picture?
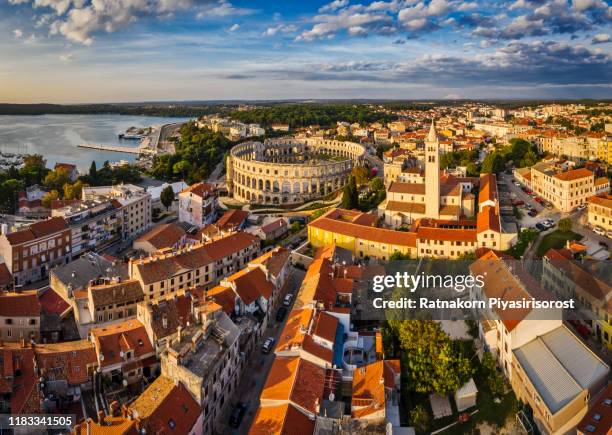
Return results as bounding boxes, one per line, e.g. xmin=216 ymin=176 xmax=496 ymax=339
xmin=529 ymin=163 xmax=595 ymax=212
xmin=588 ymin=193 xmax=612 ymax=233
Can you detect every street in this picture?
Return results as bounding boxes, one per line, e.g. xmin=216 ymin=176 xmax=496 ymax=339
xmin=219 ymin=267 xmax=306 ymax=435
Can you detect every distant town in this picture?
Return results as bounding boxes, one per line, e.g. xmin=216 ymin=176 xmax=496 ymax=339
xmin=0 ymin=100 xmax=610 ymax=435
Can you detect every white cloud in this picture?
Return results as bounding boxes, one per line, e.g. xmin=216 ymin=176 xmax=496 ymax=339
xmin=296 ymin=7 xmax=390 ymax=41
xmin=319 ymin=0 xmax=349 ymax=13
xmin=229 ymin=23 xmax=240 ymax=32
xmin=592 ymin=33 xmax=610 ymax=44
xmin=197 ymin=0 xmax=255 ymax=18
xmin=59 ymin=53 xmax=74 ymax=61
xmin=572 ymin=0 xmax=607 ymax=12
xmin=13 ymin=29 xmax=23 ymax=39
xmin=262 ymin=24 xmax=298 ymax=36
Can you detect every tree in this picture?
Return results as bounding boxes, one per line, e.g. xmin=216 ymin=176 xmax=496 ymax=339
xmin=351 ymin=165 xmax=370 ymax=186
xmin=0 ymin=179 xmax=22 ymax=213
xmin=481 ymin=152 xmax=505 ymax=174
xmin=392 ymin=320 xmax=473 ymax=394
xmin=89 ymin=161 xmax=98 ymax=180
xmin=41 ymin=190 xmax=59 ymax=208
xmin=43 ymin=168 xmax=71 ymax=194
xmin=369 ymin=176 xmax=384 ymax=192
xmin=409 ymin=405 xmax=430 ymax=434
xmin=160 ymin=185 xmax=175 ymax=211
xmin=342 ymin=176 xmax=358 ymax=209
xmin=172 ymin=160 xmax=191 ymax=178
xmin=558 ymin=217 xmax=573 ymax=233
xmin=64 ymin=180 xmax=86 ymax=200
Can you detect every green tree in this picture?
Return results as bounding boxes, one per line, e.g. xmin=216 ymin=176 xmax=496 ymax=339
xmin=89 ymin=161 xmax=98 ymax=181
xmin=43 ymin=168 xmax=71 ymax=194
xmin=0 ymin=179 xmax=22 ymax=213
xmin=160 ymin=185 xmax=175 ymax=211
xmin=351 ymin=165 xmax=370 ymax=186
xmin=409 ymin=405 xmax=430 ymax=434
xmin=369 ymin=176 xmax=384 ymax=192
xmin=41 ymin=190 xmax=59 ymax=208
xmin=389 ymin=251 xmax=411 ymax=261
xmin=392 ymin=320 xmax=473 ymax=394
xmin=173 ymin=160 xmax=191 ymax=178
xmin=342 ymin=176 xmax=358 ymax=209
xmin=558 ymin=217 xmax=573 ymax=233
xmin=63 ymin=180 xmax=86 ymax=200
xmin=481 ymin=152 xmax=505 ymax=174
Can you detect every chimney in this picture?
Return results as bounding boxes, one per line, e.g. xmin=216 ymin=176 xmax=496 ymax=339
xmin=97 ymin=410 xmax=105 ymax=425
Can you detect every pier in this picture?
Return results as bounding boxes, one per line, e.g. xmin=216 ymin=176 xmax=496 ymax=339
xmin=77 ymin=143 xmax=156 ymax=155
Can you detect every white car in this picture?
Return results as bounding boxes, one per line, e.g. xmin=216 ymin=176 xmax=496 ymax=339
xmin=593 ymin=226 xmax=606 ymax=236
xmin=514 ymin=182 xmax=521 ymax=187
xmin=576 ymin=204 xmax=587 ymax=211
xmin=607 ymin=230 xmax=612 ymax=239
xmin=283 ymin=293 xmax=293 ymax=306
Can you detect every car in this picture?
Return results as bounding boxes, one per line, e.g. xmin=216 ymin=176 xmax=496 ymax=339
xmin=607 ymin=230 xmax=612 ymax=239
xmin=541 ymin=220 xmax=554 ymax=228
xmin=535 ymin=223 xmax=546 ymax=231
xmin=229 ymin=403 xmax=247 ymax=428
xmin=593 ymin=226 xmax=606 ymax=236
xmin=514 ymin=182 xmax=521 ymax=187
xmin=261 ymin=337 xmax=275 ymax=354
xmin=283 ymin=293 xmax=293 ymax=306
xmin=513 ymin=200 xmax=524 ymax=206
xmin=599 ymin=241 xmax=609 ymax=249
xmin=534 ymin=197 xmax=543 ymax=203
xmin=544 ymin=202 xmax=553 ymax=210
xmin=528 ymin=210 xmax=538 ymax=217
xmin=576 ymin=203 xmax=587 ymax=211
xmin=276 ymin=306 xmax=288 ymax=322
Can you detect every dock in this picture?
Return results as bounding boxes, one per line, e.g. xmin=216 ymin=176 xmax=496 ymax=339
xmin=77 ymin=143 xmax=156 ymax=155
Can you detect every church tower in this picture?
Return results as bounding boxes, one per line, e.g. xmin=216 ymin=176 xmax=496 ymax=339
xmin=425 ymin=119 xmax=440 ymax=219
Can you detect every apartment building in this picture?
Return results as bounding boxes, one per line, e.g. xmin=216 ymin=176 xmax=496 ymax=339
xmin=89 ymin=319 xmax=157 ymax=385
xmin=0 ymin=217 xmax=71 ymax=286
xmin=160 ymin=308 xmax=243 ymax=435
xmin=178 ymin=182 xmax=219 ymax=229
xmin=52 ymin=199 xmax=123 ymax=257
xmin=133 ymin=223 xmax=186 ymax=254
xmin=82 ymin=184 xmax=152 ymax=239
xmin=529 ymin=163 xmax=596 ymax=212
xmin=129 ymin=232 xmax=260 ymax=302
xmin=0 ymin=290 xmax=41 ymax=342
xmin=588 ymin=193 xmax=612 ymax=233
xmin=543 ymin=248 xmax=612 ymax=350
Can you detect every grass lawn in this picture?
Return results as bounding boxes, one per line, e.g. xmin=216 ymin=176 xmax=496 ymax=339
xmin=536 ymin=230 xmax=582 ymax=257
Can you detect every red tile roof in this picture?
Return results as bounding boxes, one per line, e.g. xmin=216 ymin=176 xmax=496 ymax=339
xmin=351 ymin=360 xmax=385 ymax=418
xmin=312 ymin=311 xmax=338 ymax=343
xmin=388 ymin=182 xmax=426 ymax=195
xmin=5 ymin=217 xmax=68 ymax=245
xmin=135 ymin=224 xmax=185 ymax=250
xmin=0 ymin=291 xmax=41 ymax=317
xmin=553 ymin=168 xmax=593 ymax=181
xmin=38 ymin=288 xmax=70 ymax=315
xmin=477 ymin=205 xmax=501 ymax=233
xmin=34 ymin=340 xmax=96 ymax=385
xmin=216 ymin=209 xmax=249 ymax=231
xmin=224 ymin=267 xmax=274 ymax=304
xmin=206 ymin=285 xmax=237 ymax=314
xmin=249 ymin=404 xmax=315 ymax=435
xmin=90 ymin=320 xmax=154 ymax=368
xmin=179 ymin=182 xmax=216 ymax=199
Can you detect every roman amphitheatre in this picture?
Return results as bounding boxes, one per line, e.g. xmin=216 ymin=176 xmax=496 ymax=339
xmin=227 ymin=137 xmax=367 ymax=206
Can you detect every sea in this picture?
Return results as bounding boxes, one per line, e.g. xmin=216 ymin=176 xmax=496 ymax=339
xmin=0 ymin=114 xmax=190 ymax=172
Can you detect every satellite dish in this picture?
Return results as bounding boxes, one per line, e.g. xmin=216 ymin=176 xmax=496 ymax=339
xmin=329 ymin=392 xmax=335 ymax=402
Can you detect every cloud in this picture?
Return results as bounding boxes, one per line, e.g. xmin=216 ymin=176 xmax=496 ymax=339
xmin=572 ymin=0 xmax=607 ymax=12
xmin=59 ymin=53 xmax=74 ymax=61
xmin=296 ymin=6 xmax=391 ymax=41
xmin=10 ymin=0 xmax=253 ymax=45
xmin=229 ymin=23 xmax=239 ymax=32
xmin=262 ymin=24 xmax=297 ymax=36
xmin=13 ymin=29 xmax=23 ymax=39
xmin=318 ymin=0 xmax=349 ymax=13
xmin=592 ymin=33 xmax=610 ymax=43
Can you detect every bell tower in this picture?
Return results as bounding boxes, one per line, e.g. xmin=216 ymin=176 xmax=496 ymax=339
xmin=425 ymin=119 xmax=440 ymax=219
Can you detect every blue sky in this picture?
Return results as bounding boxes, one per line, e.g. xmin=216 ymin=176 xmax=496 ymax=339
xmin=1 ymin=0 xmax=611 ymax=103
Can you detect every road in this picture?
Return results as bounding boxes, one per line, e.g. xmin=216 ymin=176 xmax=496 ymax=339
xmin=220 ymin=267 xmax=306 ymax=435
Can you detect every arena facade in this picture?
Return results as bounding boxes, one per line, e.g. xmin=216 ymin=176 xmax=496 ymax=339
xmin=227 ymin=137 xmax=367 ymax=205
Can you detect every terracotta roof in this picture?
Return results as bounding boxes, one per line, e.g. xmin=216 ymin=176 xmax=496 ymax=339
xmin=276 ymin=308 xmax=314 ymax=352
xmin=477 ymin=205 xmax=501 ymax=233
xmin=249 ymin=247 xmax=290 ymax=278
xmin=90 ymin=320 xmax=154 ymax=368
xmin=0 ymin=291 xmax=41 ymax=317
xmin=54 ymin=163 xmax=76 ymax=171
xmin=351 ymin=360 xmax=385 ymax=418
xmin=311 ymin=311 xmax=338 ymax=343
xmin=260 ymin=356 xmax=325 ymax=414
xmin=310 ymin=214 xmax=417 ymax=247
xmin=206 ymin=285 xmax=237 ymax=314
xmin=469 ymin=251 xmax=553 ymax=331
xmin=388 ymin=182 xmax=425 ymax=195
xmin=216 ymin=209 xmax=249 ymax=231
xmin=73 ymin=416 xmax=138 ymax=435
xmin=224 ymin=267 xmax=274 ymax=304
xmin=383 ymin=201 xmax=426 ymax=214
xmin=34 ymin=340 xmax=96 ymax=385
xmin=553 ymin=168 xmax=593 ymax=182
xmin=89 ymin=279 xmax=144 ymax=308
xmin=38 ymin=288 xmax=70 ymax=315
xmin=260 ymin=218 xmax=287 ymax=234
xmin=249 ymin=404 xmax=315 ymax=435
xmin=595 ymin=177 xmax=609 ymax=187
xmin=416 ymin=225 xmax=477 ymax=243
xmin=129 ymin=376 xmax=202 ymax=434
xmin=5 ymin=217 xmax=68 ymax=245
xmin=0 ymin=344 xmax=41 ymax=414
xmin=179 ymin=182 xmax=216 ymax=199
xmin=147 ymin=293 xmax=194 ymax=341
xmin=50 ymin=199 xmax=81 ymax=210
xmin=383 ymin=360 xmax=400 ymax=389
xmin=204 ymin=231 xmax=259 ymax=261
xmin=301 ymin=334 xmax=333 ymax=363
xmin=479 ymin=173 xmax=498 ymax=205
xmin=589 ymin=194 xmax=612 ymax=209
xmin=135 ymin=224 xmax=185 ymax=250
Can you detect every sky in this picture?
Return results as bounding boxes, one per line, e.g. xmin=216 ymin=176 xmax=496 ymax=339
xmin=1 ymin=0 xmax=611 ymax=103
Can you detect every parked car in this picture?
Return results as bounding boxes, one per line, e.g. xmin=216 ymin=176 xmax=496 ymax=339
xmin=283 ymin=293 xmax=294 ymax=306
xmin=576 ymin=203 xmax=587 ymax=211
xmin=599 ymin=241 xmax=609 ymax=249
xmin=514 ymin=182 xmax=521 ymax=187
xmin=513 ymin=200 xmax=524 ymax=206
xmin=276 ymin=306 xmax=288 ymax=322
xmin=528 ymin=210 xmax=538 ymax=217
xmin=229 ymin=403 xmax=247 ymax=428
xmin=544 ymin=202 xmax=553 ymax=210
xmin=534 ymin=197 xmax=543 ymax=203
xmin=593 ymin=226 xmax=606 ymax=236
xmin=535 ymin=223 xmax=546 ymax=231
xmin=261 ymin=337 xmax=275 ymax=354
